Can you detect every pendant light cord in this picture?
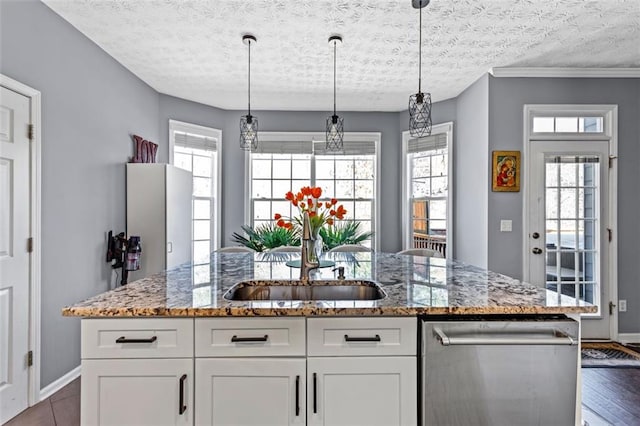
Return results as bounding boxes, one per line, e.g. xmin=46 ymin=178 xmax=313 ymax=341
xmin=248 ymin=39 xmax=251 ymax=116
xmin=418 ymin=4 xmax=422 ymax=93
xmin=333 ymin=40 xmax=337 ymax=116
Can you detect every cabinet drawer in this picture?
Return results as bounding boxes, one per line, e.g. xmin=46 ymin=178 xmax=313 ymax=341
xmin=307 ymin=317 xmax=417 ymax=356
xmin=81 ymin=318 xmax=194 ymax=359
xmin=195 ymin=318 xmax=305 ymax=357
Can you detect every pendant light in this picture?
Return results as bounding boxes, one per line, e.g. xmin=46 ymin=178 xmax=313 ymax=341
xmin=240 ymin=34 xmax=258 ymax=151
xmin=326 ymin=35 xmax=344 ymax=152
xmin=409 ymin=0 xmax=432 ymax=137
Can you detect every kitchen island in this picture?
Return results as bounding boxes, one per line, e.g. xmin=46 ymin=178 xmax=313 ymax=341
xmin=63 ymin=252 xmax=594 ymax=317
xmin=64 ymin=252 xmax=594 ymax=426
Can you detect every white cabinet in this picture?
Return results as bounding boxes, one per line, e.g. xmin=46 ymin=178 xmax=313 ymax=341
xmin=80 ymin=316 xmax=417 ymax=426
xmin=81 ymin=318 xmax=194 ymax=426
xmin=195 ymin=358 xmax=306 ymax=426
xmin=81 ymin=358 xmax=193 ymax=426
xmin=194 ymin=318 xmax=306 ymax=426
xmin=307 ymin=357 xmax=417 ymax=426
xmin=307 ymin=317 xmax=417 ymax=426
xmin=126 ymin=163 xmax=192 ymax=281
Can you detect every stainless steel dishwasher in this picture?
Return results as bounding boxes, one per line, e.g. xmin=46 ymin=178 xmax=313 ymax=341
xmin=421 ymin=315 xmax=579 ymax=426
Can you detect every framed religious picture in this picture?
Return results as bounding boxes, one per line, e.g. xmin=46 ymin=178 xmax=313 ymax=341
xmin=492 ymin=151 xmax=520 ymax=192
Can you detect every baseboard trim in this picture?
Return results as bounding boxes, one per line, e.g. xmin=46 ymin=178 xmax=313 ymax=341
xmin=39 ymin=365 xmax=81 ymax=401
xmin=618 ymin=333 xmax=640 ymax=344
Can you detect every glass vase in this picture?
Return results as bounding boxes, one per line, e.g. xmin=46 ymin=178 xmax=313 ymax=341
xmin=307 ymin=229 xmax=323 ymax=263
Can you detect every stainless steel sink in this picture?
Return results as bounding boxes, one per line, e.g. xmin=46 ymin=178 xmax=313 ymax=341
xmin=223 ymin=280 xmax=387 ymax=301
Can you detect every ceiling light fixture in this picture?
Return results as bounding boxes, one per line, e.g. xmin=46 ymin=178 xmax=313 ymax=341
xmin=409 ymin=0 xmax=432 ymax=137
xmin=240 ymin=34 xmax=258 ymax=151
xmin=326 ymin=35 xmax=344 ymax=152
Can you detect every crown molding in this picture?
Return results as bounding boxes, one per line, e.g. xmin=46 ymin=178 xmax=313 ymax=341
xmin=490 ymin=67 xmax=640 ymax=78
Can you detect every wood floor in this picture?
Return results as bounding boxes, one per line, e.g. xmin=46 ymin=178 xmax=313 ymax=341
xmin=4 ymin=378 xmax=79 ymax=426
xmin=5 ymin=369 xmax=640 ymax=425
xmin=582 ymin=367 xmax=640 ymax=425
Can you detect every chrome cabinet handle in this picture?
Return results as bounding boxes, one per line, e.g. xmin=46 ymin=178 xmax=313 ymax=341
xmin=433 ymin=327 xmax=577 ymax=346
xmin=115 ymin=336 xmax=157 ymax=344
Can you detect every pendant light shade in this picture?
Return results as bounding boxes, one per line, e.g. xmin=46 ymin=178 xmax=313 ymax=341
xmin=409 ymin=0 xmax=432 ymax=137
xmin=240 ymin=34 xmax=258 ymax=151
xmin=326 ymin=35 xmax=344 ymax=152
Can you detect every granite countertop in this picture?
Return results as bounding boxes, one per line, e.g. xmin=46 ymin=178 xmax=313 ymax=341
xmin=62 ymin=252 xmax=596 ymax=317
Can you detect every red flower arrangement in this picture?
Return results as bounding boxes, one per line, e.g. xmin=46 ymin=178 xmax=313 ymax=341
xmin=274 ymin=186 xmax=347 ymax=234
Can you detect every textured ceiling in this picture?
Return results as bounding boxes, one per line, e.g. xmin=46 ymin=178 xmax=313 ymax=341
xmin=43 ymin=0 xmax=640 ymax=112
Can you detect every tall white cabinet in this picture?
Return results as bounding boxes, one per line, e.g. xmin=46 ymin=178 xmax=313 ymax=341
xmin=126 ymin=163 xmax=192 ymax=281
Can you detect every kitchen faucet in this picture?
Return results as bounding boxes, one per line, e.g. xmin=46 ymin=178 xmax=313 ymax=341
xmin=300 ymin=211 xmax=320 ymax=281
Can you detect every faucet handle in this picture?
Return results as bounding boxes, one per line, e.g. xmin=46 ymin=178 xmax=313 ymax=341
xmin=332 ymin=266 xmax=345 ymax=280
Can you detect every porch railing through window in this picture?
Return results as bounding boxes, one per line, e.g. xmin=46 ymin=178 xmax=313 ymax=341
xmin=412 ymin=233 xmax=446 ymax=257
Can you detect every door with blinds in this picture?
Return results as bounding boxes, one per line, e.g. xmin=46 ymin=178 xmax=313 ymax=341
xmin=527 ymin=140 xmax=612 ymax=339
xmin=403 ymin=125 xmax=452 ymax=258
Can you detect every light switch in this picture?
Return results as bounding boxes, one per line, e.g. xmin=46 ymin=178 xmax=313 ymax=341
xmin=500 ymin=220 xmax=512 ymax=232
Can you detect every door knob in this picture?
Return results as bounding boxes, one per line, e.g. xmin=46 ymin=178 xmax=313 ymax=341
xmin=532 ymin=247 xmax=542 ymax=254
xmin=532 ymin=232 xmax=540 ymax=239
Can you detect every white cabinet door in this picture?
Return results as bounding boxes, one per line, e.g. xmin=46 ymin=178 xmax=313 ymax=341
xmin=195 ymin=358 xmax=306 ymax=426
xmin=165 ymin=165 xmax=192 ymax=269
xmin=308 ymin=357 xmax=417 ymax=426
xmin=81 ymin=358 xmax=193 ymax=426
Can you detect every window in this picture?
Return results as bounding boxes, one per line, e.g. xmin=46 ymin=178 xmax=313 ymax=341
xmin=247 ymin=132 xmax=380 ymax=249
xmin=169 ymin=120 xmax=221 ymax=283
xmin=532 ymin=116 xmax=604 ymax=133
xmin=402 ymin=124 xmax=453 ymax=257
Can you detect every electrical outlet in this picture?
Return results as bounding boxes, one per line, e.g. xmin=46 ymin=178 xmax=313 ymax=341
xmin=619 ymin=299 xmax=627 ymax=312
xmin=500 ymin=220 xmax=512 ymax=232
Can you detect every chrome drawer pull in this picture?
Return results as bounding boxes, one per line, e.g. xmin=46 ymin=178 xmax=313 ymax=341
xmin=433 ymin=327 xmax=577 ymax=346
xmin=115 ymin=336 xmax=157 ymax=344
xmin=231 ymin=334 xmax=269 ymax=343
xmin=344 ymin=334 xmax=381 ymax=342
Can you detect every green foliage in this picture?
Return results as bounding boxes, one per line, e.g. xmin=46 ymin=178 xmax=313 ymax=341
xmin=231 ymin=223 xmax=300 ymax=252
xmin=318 ymin=221 xmax=374 ymax=250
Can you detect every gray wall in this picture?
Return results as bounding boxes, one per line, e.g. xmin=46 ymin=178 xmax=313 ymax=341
xmin=454 ymin=75 xmax=490 ymax=267
xmin=0 ymin=0 xmax=160 ymax=387
xmin=3 ymin=0 xmax=639 ymax=390
xmin=160 ymin=95 xmax=430 ymax=253
xmin=487 ymin=76 xmax=640 ymax=333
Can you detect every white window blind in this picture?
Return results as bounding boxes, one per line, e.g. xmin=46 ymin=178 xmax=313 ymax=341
xmin=407 ymin=133 xmax=447 ymax=153
xmin=313 ymin=140 xmax=377 ymax=156
xmin=174 ymin=132 xmax=217 ymax=151
xmin=253 ymin=140 xmax=313 ymax=155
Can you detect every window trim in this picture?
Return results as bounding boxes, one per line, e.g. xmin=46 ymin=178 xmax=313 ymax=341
xmin=245 ymin=131 xmax=381 ymax=250
xmin=169 ymin=119 xmax=222 ymax=251
xmin=401 ymin=122 xmax=454 ymax=257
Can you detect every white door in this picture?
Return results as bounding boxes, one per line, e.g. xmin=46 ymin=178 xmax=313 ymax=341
xmin=81 ymin=358 xmax=193 ymax=426
xmin=308 ymin=357 xmax=417 ymax=426
xmin=0 ymin=86 xmax=31 ymax=424
xmin=195 ymin=358 xmax=306 ymax=425
xmin=528 ymin=140 xmax=612 ymax=339
xmin=165 ymin=165 xmax=192 ymax=269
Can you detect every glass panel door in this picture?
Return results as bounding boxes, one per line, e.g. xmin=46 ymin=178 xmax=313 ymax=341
xmin=528 ymin=140 xmax=611 ymax=339
xmin=544 ymin=155 xmax=600 ymax=308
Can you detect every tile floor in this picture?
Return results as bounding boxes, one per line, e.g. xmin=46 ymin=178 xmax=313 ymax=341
xmin=4 ymin=378 xmax=79 ymax=426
